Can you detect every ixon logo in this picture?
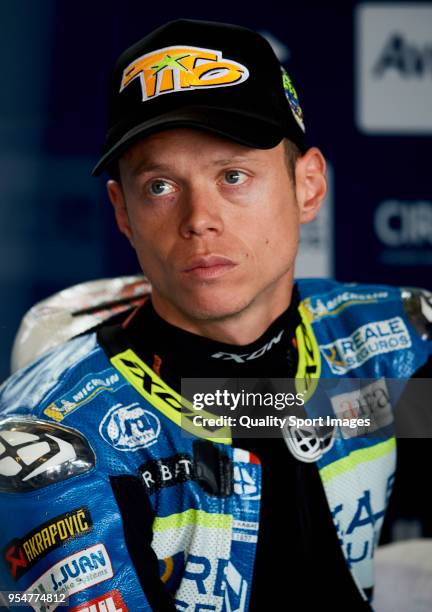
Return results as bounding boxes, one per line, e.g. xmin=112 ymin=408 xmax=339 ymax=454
xmin=120 ymin=45 xmax=249 ymax=100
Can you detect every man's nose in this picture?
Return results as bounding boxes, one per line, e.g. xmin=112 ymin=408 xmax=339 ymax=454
xmin=179 ymin=185 xmax=224 ymax=238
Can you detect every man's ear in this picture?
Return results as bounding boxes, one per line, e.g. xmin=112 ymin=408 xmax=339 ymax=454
xmin=106 ymin=180 xmax=135 ymax=247
xmin=294 ymin=147 xmax=327 ymax=224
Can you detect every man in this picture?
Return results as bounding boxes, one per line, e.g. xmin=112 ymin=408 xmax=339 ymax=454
xmin=0 ymin=19 xmax=431 ymax=612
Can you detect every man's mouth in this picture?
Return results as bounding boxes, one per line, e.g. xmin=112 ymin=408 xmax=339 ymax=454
xmin=182 ymin=255 xmax=238 ymax=279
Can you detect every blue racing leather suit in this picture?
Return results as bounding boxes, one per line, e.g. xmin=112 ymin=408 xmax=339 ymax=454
xmin=0 ymin=278 xmax=431 ymax=611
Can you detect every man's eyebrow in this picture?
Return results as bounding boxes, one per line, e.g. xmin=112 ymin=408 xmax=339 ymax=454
xmin=129 ymin=155 xmax=262 ymax=177
xmin=212 ymin=156 xmax=261 ymax=166
xmin=130 ymin=161 xmax=171 ymax=177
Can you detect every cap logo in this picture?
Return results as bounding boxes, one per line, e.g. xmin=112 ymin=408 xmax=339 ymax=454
xmin=281 ymin=67 xmax=305 ymax=132
xmin=120 ymin=45 xmax=249 ymax=101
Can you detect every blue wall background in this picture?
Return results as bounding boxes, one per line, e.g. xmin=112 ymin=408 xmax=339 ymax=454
xmin=1 ymin=0 xmax=431 ymax=381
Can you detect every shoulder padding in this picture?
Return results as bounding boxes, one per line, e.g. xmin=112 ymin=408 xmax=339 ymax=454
xmin=0 ymin=418 xmax=95 ymax=492
xmin=401 ymin=287 xmax=432 ymax=341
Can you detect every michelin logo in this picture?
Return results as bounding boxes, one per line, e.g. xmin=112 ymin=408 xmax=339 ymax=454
xmin=321 ymin=317 xmax=411 ymax=374
xmin=304 ymin=289 xmax=389 ymax=321
xmin=44 ymin=369 xmax=125 ymax=422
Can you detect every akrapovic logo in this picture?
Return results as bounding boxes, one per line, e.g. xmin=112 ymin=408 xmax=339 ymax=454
xmin=4 ymin=507 xmax=92 ymax=581
xmin=120 ymin=45 xmax=249 ymax=101
xmin=321 ymin=317 xmax=412 ymax=374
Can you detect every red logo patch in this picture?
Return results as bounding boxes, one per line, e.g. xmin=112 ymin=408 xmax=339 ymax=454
xmin=69 ymin=590 xmax=127 ymax=612
xmin=4 ymin=543 xmax=27 ymax=578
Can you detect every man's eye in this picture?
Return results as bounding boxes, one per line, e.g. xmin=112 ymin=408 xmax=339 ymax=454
xmin=223 ymin=170 xmax=248 ymax=185
xmin=147 ymin=180 xmax=175 ymax=196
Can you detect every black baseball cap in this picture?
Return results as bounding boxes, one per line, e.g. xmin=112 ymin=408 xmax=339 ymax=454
xmin=92 ymin=19 xmax=306 ymax=176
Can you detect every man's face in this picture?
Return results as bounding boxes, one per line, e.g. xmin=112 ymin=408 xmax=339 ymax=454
xmin=108 ymin=128 xmax=325 ymax=333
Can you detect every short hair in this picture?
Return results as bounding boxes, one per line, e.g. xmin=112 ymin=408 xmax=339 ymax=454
xmin=107 ymin=137 xmax=301 ymax=184
xmin=283 ymin=138 xmax=301 ymax=184
xmin=107 ymin=161 xmax=121 ymax=183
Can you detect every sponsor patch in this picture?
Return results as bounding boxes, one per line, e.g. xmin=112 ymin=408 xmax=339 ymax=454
xmin=99 ymin=403 xmax=161 ymax=451
xmin=331 ymin=379 xmax=393 ymax=438
xmin=140 ymin=442 xmax=233 ymax=497
xmin=44 ymin=369 xmax=125 ymax=422
xmin=69 ymin=589 xmax=128 ymax=612
xmin=4 ymin=507 xmax=92 ymax=581
xmin=27 ymin=544 xmax=113 ymax=609
xmin=320 ymin=317 xmax=412 ymax=374
xmin=0 ymin=419 xmax=95 ymax=493
xmin=303 ymin=289 xmax=389 ymax=321
xmin=140 ymin=453 xmax=194 ymax=495
xmin=121 ymin=45 xmax=249 ymax=101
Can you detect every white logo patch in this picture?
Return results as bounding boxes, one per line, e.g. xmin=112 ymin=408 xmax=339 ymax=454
xmin=27 ymin=544 xmax=113 ymax=610
xmin=99 ymin=403 xmax=161 ymax=451
xmin=321 ymin=317 xmax=412 ymax=374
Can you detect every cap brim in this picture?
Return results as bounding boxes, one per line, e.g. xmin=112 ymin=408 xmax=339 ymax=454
xmin=91 ymin=106 xmax=285 ymax=176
